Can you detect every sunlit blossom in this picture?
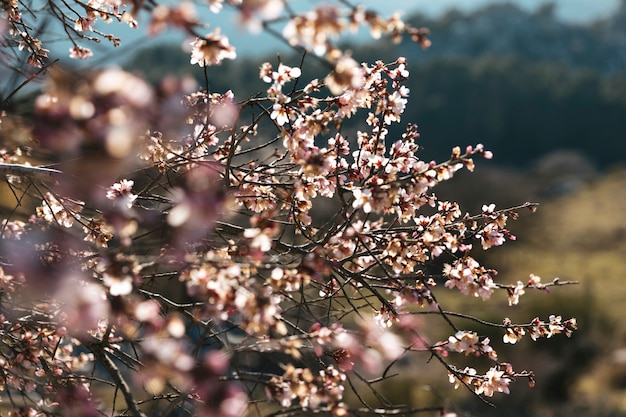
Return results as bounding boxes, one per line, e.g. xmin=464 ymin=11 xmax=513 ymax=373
xmin=106 ymin=179 xmax=137 ymax=209
xmin=270 ymin=103 xmax=290 ymax=126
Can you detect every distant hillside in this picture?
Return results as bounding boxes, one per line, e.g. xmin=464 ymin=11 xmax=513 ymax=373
xmin=401 ymin=56 xmax=626 ymax=169
xmin=395 ymin=1 xmax=626 ymax=74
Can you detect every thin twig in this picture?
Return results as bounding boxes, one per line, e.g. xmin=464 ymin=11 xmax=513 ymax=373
xmin=82 ymin=336 xmax=148 ymax=417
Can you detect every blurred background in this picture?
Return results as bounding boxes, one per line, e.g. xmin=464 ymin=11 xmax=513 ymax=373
xmin=6 ymin=0 xmax=625 ymax=415
xmin=123 ymin=1 xmax=626 ymax=416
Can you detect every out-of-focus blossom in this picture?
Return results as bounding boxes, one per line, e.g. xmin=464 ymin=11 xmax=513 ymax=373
xmin=325 ymin=55 xmax=364 ymax=95
xmin=243 ymin=227 xmax=273 ymax=252
xmin=0 ymin=219 xmax=26 ymax=240
xmin=74 ymin=16 xmax=95 ymax=31
xmin=208 ymin=0 xmax=225 ymax=13
xmin=149 ymin=2 xmax=198 ymax=35
xmin=190 ymin=31 xmax=236 ymax=66
xmin=239 ymin=0 xmax=284 ymax=33
xmin=351 ymin=187 xmax=373 ymax=213
xmin=283 ymin=6 xmax=345 ymax=55
xmin=58 ymin=279 xmax=110 ymax=335
xmin=69 ymin=46 xmax=93 ymax=59
xmin=166 ymin=165 xmax=226 ymax=241
xmin=83 ymin=217 xmax=114 ymax=248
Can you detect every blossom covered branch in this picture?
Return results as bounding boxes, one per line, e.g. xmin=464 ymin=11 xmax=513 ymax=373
xmin=0 ymin=1 xmax=577 ymax=416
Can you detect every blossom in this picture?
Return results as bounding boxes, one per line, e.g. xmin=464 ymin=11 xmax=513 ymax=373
xmin=351 ymin=187 xmax=373 ymax=213
xmin=548 ymin=315 xmax=564 ymax=337
xmin=503 ymin=326 xmax=525 ymax=344
xmin=275 ymin=63 xmax=301 ymax=82
xmin=507 ymin=281 xmax=526 ymax=306
xmin=106 ymin=179 xmax=137 ymax=209
xmin=319 ymin=278 xmax=340 ymax=298
xmin=266 ymin=365 xmax=346 ymax=411
xmin=373 ymin=306 xmax=397 ymax=329
xmin=0 ymin=219 xmax=26 ymax=240
xmin=243 ymin=227 xmax=273 ymax=252
xmin=478 ymin=223 xmax=506 ymax=249
xmin=190 ymin=31 xmax=236 ymax=66
xmin=479 ymin=367 xmax=511 ymax=396
xmin=383 ymin=90 xmax=408 ymax=124
xmin=58 ymin=279 xmax=110 ymax=335
xmin=447 ymin=331 xmax=480 ymax=354
xmin=528 ymin=273 xmax=547 ymax=290
xmin=283 ymin=6 xmax=345 ymax=55
xmin=449 ymin=367 xmax=477 ymax=390
xmin=443 ymin=256 xmax=496 ymax=300
xmin=270 ymin=103 xmax=290 ymax=126
xmin=149 ymin=2 xmax=198 ymax=35
xmin=238 ymin=0 xmax=284 ymax=32
xmin=261 ymin=62 xmax=302 ymax=103
xmin=74 ymin=16 xmax=95 ymax=31
xmin=83 ymin=217 xmax=114 ymax=248
xmin=325 ymin=55 xmax=365 ymax=94
xmin=482 ymin=203 xmax=496 ymax=214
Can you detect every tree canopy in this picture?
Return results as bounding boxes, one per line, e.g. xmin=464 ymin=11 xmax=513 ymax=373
xmin=0 ymin=2 xmax=581 ymax=417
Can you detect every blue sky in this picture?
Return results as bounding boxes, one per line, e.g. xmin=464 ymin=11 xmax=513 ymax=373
xmin=82 ymin=0 xmax=621 ymax=62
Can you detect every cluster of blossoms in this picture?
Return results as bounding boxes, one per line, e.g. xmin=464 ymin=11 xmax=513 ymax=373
xmin=438 ymin=331 xmax=499 ymax=361
xmin=36 ymin=192 xmax=83 ymax=228
xmin=2 ymin=0 xmax=50 ymax=69
xmin=181 ymin=254 xmax=287 ymax=335
xmin=281 ymin=5 xmax=430 ymax=57
xmin=2 ymin=0 xmax=136 ymax=72
xmin=502 ymin=315 xmax=578 ymax=344
xmin=443 ymin=256 xmax=497 ymax=300
xmin=448 ymin=364 xmax=517 ymax=397
xmin=266 ymin=364 xmax=347 ymax=414
xmin=433 ymin=314 xmax=575 ymax=394
xmin=0 ymin=1 xmax=577 ymax=417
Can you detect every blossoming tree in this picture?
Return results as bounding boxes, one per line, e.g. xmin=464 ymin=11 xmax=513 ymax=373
xmin=0 ymin=1 xmax=577 ymax=416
